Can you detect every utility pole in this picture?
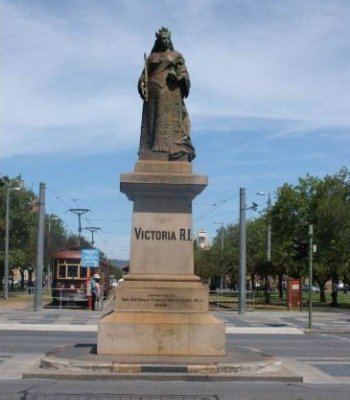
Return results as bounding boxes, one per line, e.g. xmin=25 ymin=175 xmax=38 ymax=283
xmin=34 ymin=183 xmax=46 ymax=311
xmin=85 ymin=226 xmax=100 ymax=247
xmin=69 ymin=208 xmax=90 ymax=247
xmin=239 ymin=188 xmax=246 ymax=315
xmin=308 ymin=224 xmax=313 ymax=333
xmin=220 ymin=224 xmax=224 ymax=253
xmin=4 ymin=185 xmax=21 ymax=299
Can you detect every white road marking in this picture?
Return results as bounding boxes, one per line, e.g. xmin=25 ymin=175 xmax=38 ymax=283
xmin=225 ymin=326 xmax=304 ymax=335
xmin=0 ymin=323 xmax=97 ymax=332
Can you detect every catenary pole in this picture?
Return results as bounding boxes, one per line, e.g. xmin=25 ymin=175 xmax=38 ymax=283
xmin=239 ymin=187 xmax=246 ymax=315
xmin=34 ymin=183 xmax=46 ymax=311
xmin=69 ymin=208 xmax=90 ymax=247
xmin=85 ymin=226 xmax=100 ymax=247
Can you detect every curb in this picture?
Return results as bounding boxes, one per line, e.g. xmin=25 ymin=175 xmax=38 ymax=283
xmin=23 ymin=366 xmax=302 ymax=382
xmin=40 ymin=355 xmax=282 ymax=375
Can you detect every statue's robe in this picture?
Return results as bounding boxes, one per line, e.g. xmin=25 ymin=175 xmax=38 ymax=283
xmin=138 ymin=50 xmax=195 ymax=161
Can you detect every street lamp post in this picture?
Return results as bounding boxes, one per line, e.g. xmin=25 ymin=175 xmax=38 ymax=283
xmin=4 ymin=186 xmax=21 ymax=299
xmin=239 ymin=188 xmax=247 ymax=315
xmin=34 ymin=183 xmax=46 ymax=311
xmin=85 ymin=226 xmax=100 ymax=247
xmin=214 ymin=221 xmax=224 ymax=290
xmin=47 ymin=215 xmax=59 ymax=289
xmin=257 ymin=191 xmax=272 ymax=262
xmin=267 ymin=192 xmax=271 ymax=262
xmin=257 ymin=191 xmax=273 ymax=302
xmin=239 ymin=189 xmax=258 ymax=315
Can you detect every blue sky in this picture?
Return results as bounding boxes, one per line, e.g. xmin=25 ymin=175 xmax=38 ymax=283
xmin=1 ymin=0 xmax=350 ymax=259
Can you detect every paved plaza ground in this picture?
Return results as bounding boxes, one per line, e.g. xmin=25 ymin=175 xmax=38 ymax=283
xmin=1 ymin=300 xmax=349 ymax=334
xmin=0 ymin=302 xmax=350 ymax=398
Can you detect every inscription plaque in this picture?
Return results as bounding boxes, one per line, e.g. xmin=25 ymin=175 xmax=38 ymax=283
xmin=116 ymin=284 xmax=208 ymax=313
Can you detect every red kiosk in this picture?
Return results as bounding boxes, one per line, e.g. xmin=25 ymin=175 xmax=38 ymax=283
xmin=287 ymin=278 xmax=302 ymax=309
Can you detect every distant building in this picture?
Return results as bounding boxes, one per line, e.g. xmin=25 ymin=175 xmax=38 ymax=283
xmin=197 ymin=229 xmax=210 ymax=250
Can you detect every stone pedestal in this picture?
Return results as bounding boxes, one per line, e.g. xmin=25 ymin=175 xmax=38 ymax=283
xmin=97 ymin=160 xmax=226 ymax=356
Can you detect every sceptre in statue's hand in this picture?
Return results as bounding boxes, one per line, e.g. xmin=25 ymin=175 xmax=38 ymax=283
xmin=142 ymin=52 xmax=148 ymax=102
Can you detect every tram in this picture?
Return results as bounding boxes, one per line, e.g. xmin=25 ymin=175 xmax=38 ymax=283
xmin=52 ymin=249 xmax=110 ymax=306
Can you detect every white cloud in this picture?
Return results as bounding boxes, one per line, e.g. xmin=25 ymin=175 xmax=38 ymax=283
xmin=1 ymin=0 xmax=350 ymax=158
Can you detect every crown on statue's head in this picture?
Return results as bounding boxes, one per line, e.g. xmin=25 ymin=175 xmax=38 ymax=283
xmin=156 ymin=27 xmax=171 ymax=38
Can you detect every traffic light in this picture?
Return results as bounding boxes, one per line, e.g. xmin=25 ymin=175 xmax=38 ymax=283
xmin=299 ymin=242 xmax=309 ymax=259
xmin=291 ymin=238 xmax=309 ymax=260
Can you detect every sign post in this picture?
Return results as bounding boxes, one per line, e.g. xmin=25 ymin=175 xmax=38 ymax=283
xmin=81 ymin=249 xmax=100 ymax=310
xmin=308 ymin=225 xmax=313 ymax=334
xmin=81 ymin=249 xmax=100 ymax=268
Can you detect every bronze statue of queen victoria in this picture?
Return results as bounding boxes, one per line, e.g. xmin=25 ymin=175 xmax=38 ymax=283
xmin=138 ymin=27 xmax=195 ymax=162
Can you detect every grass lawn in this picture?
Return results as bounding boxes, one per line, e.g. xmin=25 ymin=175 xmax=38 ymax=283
xmin=0 ymin=289 xmax=53 ymax=310
xmin=304 ymin=291 xmax=350 ymax=309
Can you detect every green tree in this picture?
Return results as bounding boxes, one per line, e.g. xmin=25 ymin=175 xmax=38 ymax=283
xmin=270 ymin=169 xmax=350 ymax=306
xmin=247 ymin=216 xmax=273 ymax=302
xmin=0 ymin=176 xmax=37 ymax=289
xmin=312 ymin=169 xmax=350 ymax=306
xmin=221 ymin=224 xmax=240 ymax=289
xmin=194 ymin=241 xmax=215 ymax=284
xmin=271 ymin=182 xmax=311 ymax=281
xmin=194 ymin=224 xmax=240 ymax=289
